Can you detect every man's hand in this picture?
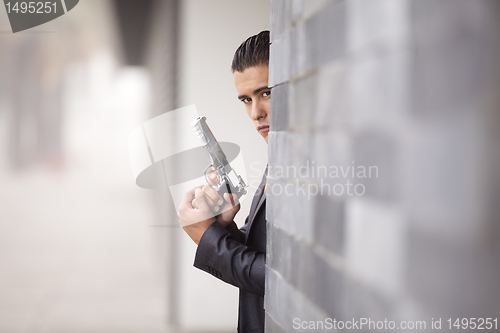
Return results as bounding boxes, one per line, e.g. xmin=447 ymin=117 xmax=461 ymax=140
xmin=177 ymin=185 xmax=216 ymax=245
xmin=203 ymin=170 xmax=240 ymax=228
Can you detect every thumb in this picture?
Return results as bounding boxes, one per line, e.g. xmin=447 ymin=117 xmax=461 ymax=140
xmin=208 ymin=170 xmax=219 ymax=186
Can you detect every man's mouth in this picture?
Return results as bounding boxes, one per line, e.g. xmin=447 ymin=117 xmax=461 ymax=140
xmin=258 ymin=125 xmax=269 ymax=133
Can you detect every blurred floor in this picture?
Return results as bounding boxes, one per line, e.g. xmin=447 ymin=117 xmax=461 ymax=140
xmin=0 ymin=0 xmax=270 ymax=331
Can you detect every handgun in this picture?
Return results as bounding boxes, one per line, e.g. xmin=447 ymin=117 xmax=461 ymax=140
xmin=191 ymin=116 xmax=248 ymax=199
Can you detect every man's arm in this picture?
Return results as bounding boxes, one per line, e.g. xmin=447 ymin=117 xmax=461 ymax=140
xmin=180 ymin=175 xmax=264 ymax=296
xmin=195 ymin=221 xmax=265 ymax=297
xmin=224 ymin=217 xmax=248 ymax=243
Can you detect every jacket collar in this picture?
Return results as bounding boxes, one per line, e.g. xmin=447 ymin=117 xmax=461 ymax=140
xmin=248 ymin=165 xmax=268 ymax=224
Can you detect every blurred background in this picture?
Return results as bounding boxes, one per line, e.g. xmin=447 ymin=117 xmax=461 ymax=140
xmin=0 ymin=0 xmax=269 ymax=332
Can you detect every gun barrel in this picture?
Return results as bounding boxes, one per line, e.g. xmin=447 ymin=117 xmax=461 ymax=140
xmin=191 ymin=116 xmax=248 ymax=197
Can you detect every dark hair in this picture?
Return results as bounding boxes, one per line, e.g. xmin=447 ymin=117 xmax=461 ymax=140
xmin=231 ymin=30 xmax=270 ymax=73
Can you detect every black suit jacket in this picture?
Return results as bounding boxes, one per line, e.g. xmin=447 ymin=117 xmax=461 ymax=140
xmin=194 ymin=168 xmax=267 ymax=333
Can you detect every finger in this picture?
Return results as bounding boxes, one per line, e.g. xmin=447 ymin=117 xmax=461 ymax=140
xmin=203 ymin=184 xmax=223 ymax=206
xmin=179 ymin=187 xmax=198 ymax=215
xmin=203 ymin=190 xmax=219 ymax=212
xmin=207 ymin=168 xmax=220 ymax=186
xmin=218 ymin=193 xmax=241 ymax=216
xmin=223 ymin=192 xmax=240 ymax=207
xmin=181 ymin=185 xmax=204 ymax=207
xmin=194 ymin=188 xmax=211 ymax=214
xmin=191 ymin=198 xmax=199 ymax=209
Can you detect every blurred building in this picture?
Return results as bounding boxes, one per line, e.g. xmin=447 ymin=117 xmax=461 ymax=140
xmin=0 ymin=0 xmax=269 ymax=332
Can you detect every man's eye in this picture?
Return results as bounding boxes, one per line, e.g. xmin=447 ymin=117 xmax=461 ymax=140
xmin=241 ymin=98 xmax=252 ymax=104
xmin=262 ymin=91 xmax=271 ymax=98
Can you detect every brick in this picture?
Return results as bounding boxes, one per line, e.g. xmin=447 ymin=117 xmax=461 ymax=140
xmin=266 ymin=269 xmax=329 ymax=331
xmin=342 ymin=277 xmax=395 ymax=321
xmin=290 ymin=22 xmax=306 ymax=76
xmin=268 ymin=131 xmax=289 ymax=177
xmin=411 ymin=0 xmax=490 ymax=49
xmin=316 ymin=60 xmax=349 ymax=132
xmin=266 ymin=177 xmax=291 ymax=233
xmin=312 ymin=131 xmax=352 ymax=193
xmin=292 ymin=0 xmax=334 ymax=24
xmin=292 ymin=1 xmax=346 ymax=75
xmin=270 ymin=83 xmax=289 ymax=131
xmin=312 ymin=1 xmax=346 ymax=67
xmin=411 ymin=38 xmax=491 ymax=121
xmin=264 ymin=266 xmax=285 ymax=325
xmin=269 ymin=225 xmax=344 ymax=319
xmin=280 ymin=237 xmax=343 ymax=320
xmin=406 ymin=227 xmax=461 ymax=319
xmin=351 ymin=130 xmax=399 ymax=201
xmin=286 ymin=282 xmax=329 ymax=331
xmin=288 ymin=186 xmax=315 ymax=240
xmin=410 ymin=1 xmax=500 ymax=123
xmin=289 ymin=238 xmax=315 ymax=295
xmin=348 ymin=51 xmax=410 ymax=133
xmin=313 ymin=252 xmax=343 ymax=318
xmin=291 ymin=240 xmax=344 ymax=318
xmin=267 ymin=179 xmax=316 ymax=241
xmin=266 ymin=221 xmax=274 ymax=262
xmin=287 ymin=132 xmax=316 ymax=173
xmin=345 ymin=198 xmax=405 ymax=298
xmin=401 ymin=123 xmax=483 ymax=240
xmin=313 ymin=195 xmax=344 ymax=255
xmin=269 ymin=33 xmax=292 ymax=86
xmin=291 ymin=0 xmax=304 ymax=24
xmin=265 ymin=269 xmax=294 ymax=327
xmin=288 ymin=74 xmax=317 ymax=131
xmin=347 ymin=0 xmax=410 ymax=53
xmin=266 ymin=222 xmax=293 ymax=281
xmin=407 ymin=226 xmax=500 ymax=319
xmin=266 ymin=176 xmax=287 ymax=208
xmin=270 ymin=0 xmax=292 ymax=42
xmin=305 ymin=2 xmax=346 ymax=70
xmin=265 ymin=312 xmax=286 ymax=333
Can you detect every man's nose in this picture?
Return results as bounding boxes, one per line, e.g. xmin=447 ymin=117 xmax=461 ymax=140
xmin=251 ymin=100 xmax=267 ymax=120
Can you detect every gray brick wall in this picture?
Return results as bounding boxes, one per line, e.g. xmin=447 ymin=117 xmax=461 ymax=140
xmin=266 ymin=0 xmax=500 ymax=331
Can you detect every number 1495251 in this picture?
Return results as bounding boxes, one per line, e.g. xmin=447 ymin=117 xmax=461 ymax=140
xmin=5 ymin=2 xmax=57 ymax=14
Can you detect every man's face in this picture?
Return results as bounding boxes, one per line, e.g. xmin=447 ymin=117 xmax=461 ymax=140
xmin=233 ymin=65 xmax=270 ymax=143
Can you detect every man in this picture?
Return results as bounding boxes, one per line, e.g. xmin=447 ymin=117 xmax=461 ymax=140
xmin=177 ymin=30 xmax=270 ymax=333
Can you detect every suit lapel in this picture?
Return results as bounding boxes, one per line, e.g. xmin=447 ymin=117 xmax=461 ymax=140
xmin=248 ymin=180 xmax=265 ymax=220
xmin=251 ymin=188 xmax=266 ymax=222
xmin=247 ymin=165 xmax=268 ymax=229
